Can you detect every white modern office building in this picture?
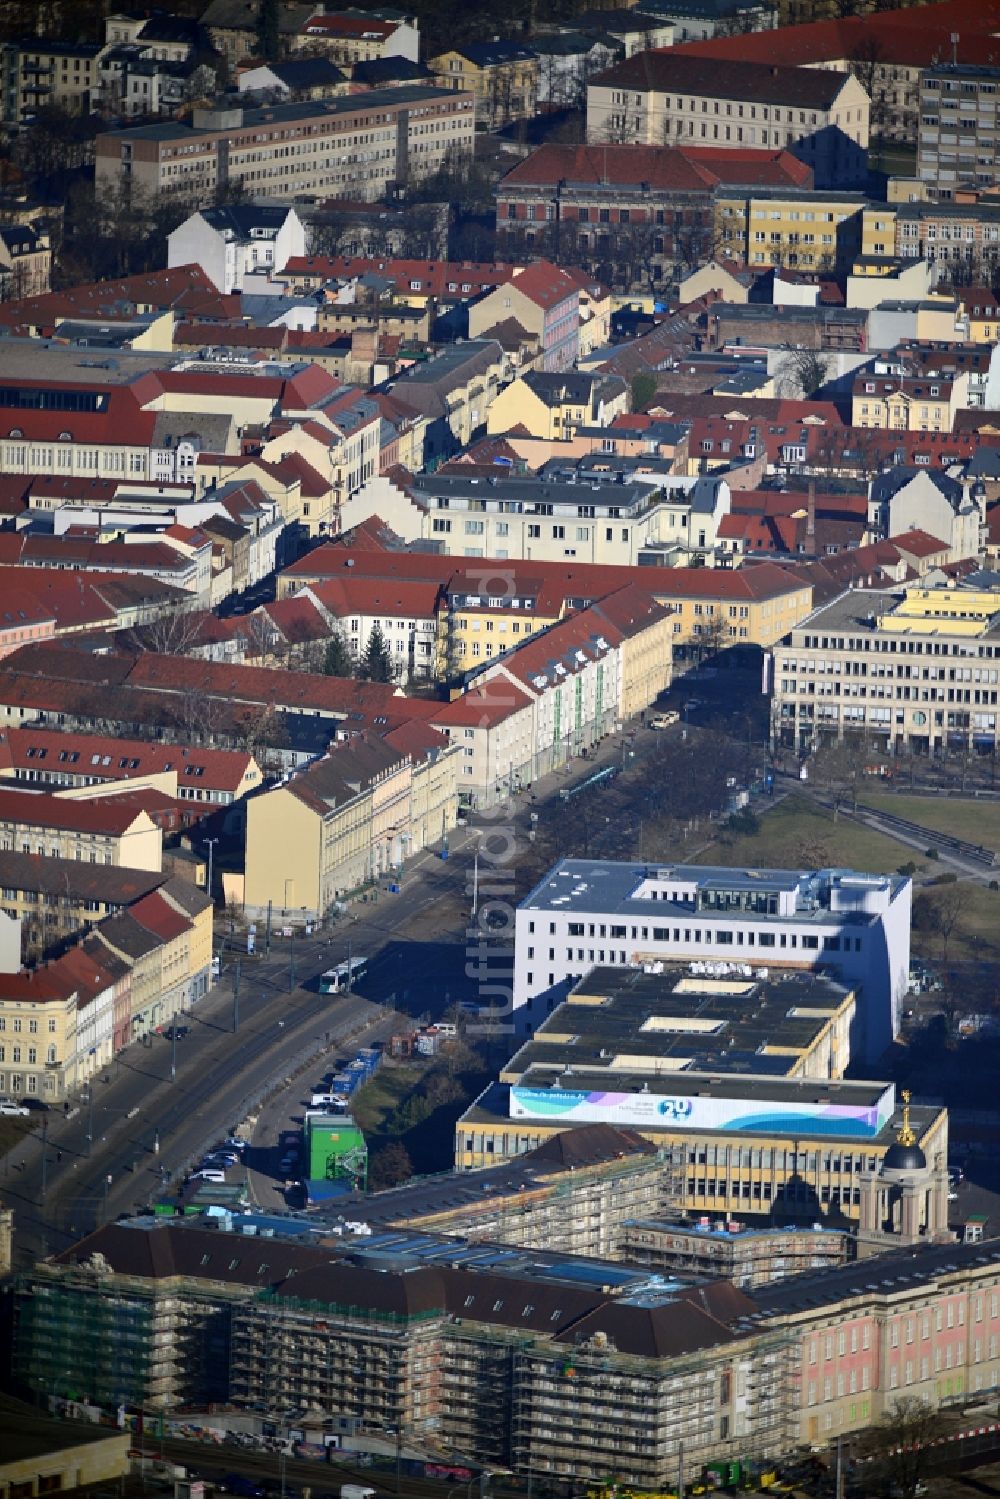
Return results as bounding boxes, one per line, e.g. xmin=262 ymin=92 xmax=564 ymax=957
xmin=512 ymin=860 xmax=912 ymax=1062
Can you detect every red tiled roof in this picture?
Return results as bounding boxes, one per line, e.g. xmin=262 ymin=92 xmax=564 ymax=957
xmin=0 ymin=727 xmax=254 ymax=792
xmin=671 ymin=1 xmax=1000 ymax=71
xmin=501 ymin=143 xmax=811 ymax=193
xmin=0 ymin=786 xmax=155 ymax=836
xmin=431 ymin=678 xmax=534 ymax=729
xmin=889 ymin=529 xmax=949 ymax=557
xmin=0 ymin=265 xmax=231 ymax=332
xmin=508 ymin=260 xmax=579 ymax=311
xmin=280 ymin=255 xmax=514 ymax=300
xmin=130 ymin=890 xmax=192 ymax=943
xmin=307 ymin=576 xmax=444 ymax=619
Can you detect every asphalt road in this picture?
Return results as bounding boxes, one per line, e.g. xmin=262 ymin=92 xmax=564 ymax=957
xmin=0 ymin=821 xmax=490 ymax=1270
xmin=0 ymin=698 xmax=691 ymax=1271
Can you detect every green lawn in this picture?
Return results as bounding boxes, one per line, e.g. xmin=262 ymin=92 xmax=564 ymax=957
xmin=912 ymin=881 xmax=1000 ymax=964
xmin=862 ymin=792 xmax=1000 ymax=855
xmin=700 ymin=794 xmax=914 ymax=875
xmin=870 ymin=141 xmax=916 ymax=177
xmin=349 ymin=1063 xmax=424 ymax=1135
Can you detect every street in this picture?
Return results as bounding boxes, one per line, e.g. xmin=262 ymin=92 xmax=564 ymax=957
xmin=0 ymin=701 xmax=702 ymax=1271
xmin=0 ymin=819 xmax=489 ymax=1270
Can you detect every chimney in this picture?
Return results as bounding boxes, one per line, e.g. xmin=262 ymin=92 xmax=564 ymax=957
xmin=807 ymin=477 xmax=816 ymax=541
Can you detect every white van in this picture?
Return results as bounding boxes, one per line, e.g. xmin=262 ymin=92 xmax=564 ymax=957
xmin=310 ymin=1091 xmax=347 ymax=1109
xmin=193 ymin=1167 xmax=227 ymax=1183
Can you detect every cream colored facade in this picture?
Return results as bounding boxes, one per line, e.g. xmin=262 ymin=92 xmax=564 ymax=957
xmin=486 ymin=376 xmax=628 ymax=441
xmin=408 ymin=745 xmax=461 ymax=851
xmin=0 ymin=1424 xmax=131 ymax=1498
xmin=771 ymin=584 xmax=1000 ymax=755
xmin=587 ymin=69 xmax=869 ymax=160
xmin=0 ymin=982 xmax=79 ymax=1105
xmin=244 ymin=741 xmax=458 ymax=921
xmin=0 ymin=804 xmax=161 ymax=872
xmin=429 ymin=48 xmax=540 ymax=131
xmin=95 ymin=88 xmax=475 ymax=205
xmin=852 ymin=370 xmax=969 ymax=432
xmin=619 ymin=607 xmax=674 ymax=720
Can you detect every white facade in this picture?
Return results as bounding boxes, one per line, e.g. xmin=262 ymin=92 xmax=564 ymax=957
xmin=413 ymin=474 xmax=731 ymax=566
xmin=513 ymin=860 xmax=912 ymax=1062
xmin=72 ymin=981 xmax=116 ymax=1084
xmin=167 ymin=207 xmax=306 ymax=295
xmin=867 ymin=469 xmax=986 ymax=558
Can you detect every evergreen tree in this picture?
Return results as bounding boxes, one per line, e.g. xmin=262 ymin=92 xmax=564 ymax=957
xmin=323 ymin=632 xmax=354 ymax=678
xmin=360 ymin=623 xmax=394 ymax=683
xmin=256 ymin=0 xmax=280 ymax=60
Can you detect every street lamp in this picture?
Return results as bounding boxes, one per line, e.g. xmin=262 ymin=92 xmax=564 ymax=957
xmin=470 ymin=830 xmax=484 ymax=919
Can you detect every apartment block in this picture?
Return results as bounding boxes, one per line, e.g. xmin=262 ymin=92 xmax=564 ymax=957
xmin=895 ymin=200 xmax=1000 ymax=274
xmin=851 ymin=360 xmax=970 ymax=432
xmin=1 ymin=39 xmax=104 ymax=126
xmin=0 ymin=875 xmax=210 ymax=1101
xmin=717 ymin=188 xmax=865 ymax=271
xmin=510 ymin=858 xmax=912 ymax=1060
xmin=243 ymin=733 xmax=459 ymax=921
xmin=95 ymin=87 xmax=475 ymax=206
xmin=0 ymin=788 xmax=161 ymax=872
xmin=917 ymin=64 xmax=1000 ymax=200
xmin=587 ymin=53 xmax=869 ymax=189
xmin=0 ymin=853 xmax=165 ymax=963
xmin=770 ymin=582 xmax=1000 ymax=758
xmin=406 ymin=471 xmax=732 ymax=567
xmin=429 ymin=41 xmax=540 ymax=130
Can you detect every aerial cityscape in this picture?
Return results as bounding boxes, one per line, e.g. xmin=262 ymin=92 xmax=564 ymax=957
xmin=6 ymin=0 xmax=1000 ymax=1495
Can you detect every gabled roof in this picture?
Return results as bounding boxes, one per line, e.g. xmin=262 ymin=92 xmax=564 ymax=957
xmin=0 ymin=786 xmax=155 ymax=837
xmin=308 ymin=576 xmax=444 ymax=620
xmin=592 ymin=49 xmax=854 ymax=108
xmin=507 ymin=260 xmax=579 ymax=311
xmin=432 ymin=678 xmax=535 ymax=730
xmin=501 ymin=142 xmax=811 ymax=193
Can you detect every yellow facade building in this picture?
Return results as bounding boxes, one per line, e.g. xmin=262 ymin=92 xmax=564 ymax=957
xmin=655 ymin=564 xmax=813 ymax=651
xmin=487 ymin=371 xmax=628 ymax=441
xmin=244 ymin=735 xmax=459 ymax=920
xmin=429 ymin=42 xmax=540 ymax=130
xmin=860 ymin=204 xmax=899 ymax=259
xmin=851 ymin=368 xmax=969 ymax=432
xmin=718 ymin=190 xmax=866 ymax=271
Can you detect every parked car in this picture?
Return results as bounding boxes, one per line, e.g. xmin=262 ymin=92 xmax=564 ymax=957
xmin=192 ymin=1168 xmax=227 ymax=1183
xmin=222 ymin=1137 xmax=247 ymax=1153
xmin=0 ymin=1097 xmax=29 ymax=1116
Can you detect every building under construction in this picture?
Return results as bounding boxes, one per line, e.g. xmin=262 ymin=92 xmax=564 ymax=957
xmin=17 ymin=1215 xmax=1000 ymax=1484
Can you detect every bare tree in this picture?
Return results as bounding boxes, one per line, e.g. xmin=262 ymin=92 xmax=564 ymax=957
xmin=857 ymin=1397 xmax=944 ymax=1499
xmin=126 ymin=608 xmax=205 ymax=657
xmin=810 ymin=739 xmax=867 ymax=820
xmin=777 ymin=346 xmax=831 ymax=399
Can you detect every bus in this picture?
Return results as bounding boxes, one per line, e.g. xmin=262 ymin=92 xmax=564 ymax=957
xmin=319 ymin=956 xmax=369 ymax=994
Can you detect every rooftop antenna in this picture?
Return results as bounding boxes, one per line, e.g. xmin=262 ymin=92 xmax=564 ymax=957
xmin=951 ymin=32 xmax=959 ymax=65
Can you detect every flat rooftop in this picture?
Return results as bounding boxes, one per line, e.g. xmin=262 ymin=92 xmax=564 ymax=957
xmin=788 ymin=585 xmax=1000 ymax=641
xmin=505 ymin=963 xmax=854 ymax=1081
xmin=519 ymin=858 xmax=903 ymax=922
